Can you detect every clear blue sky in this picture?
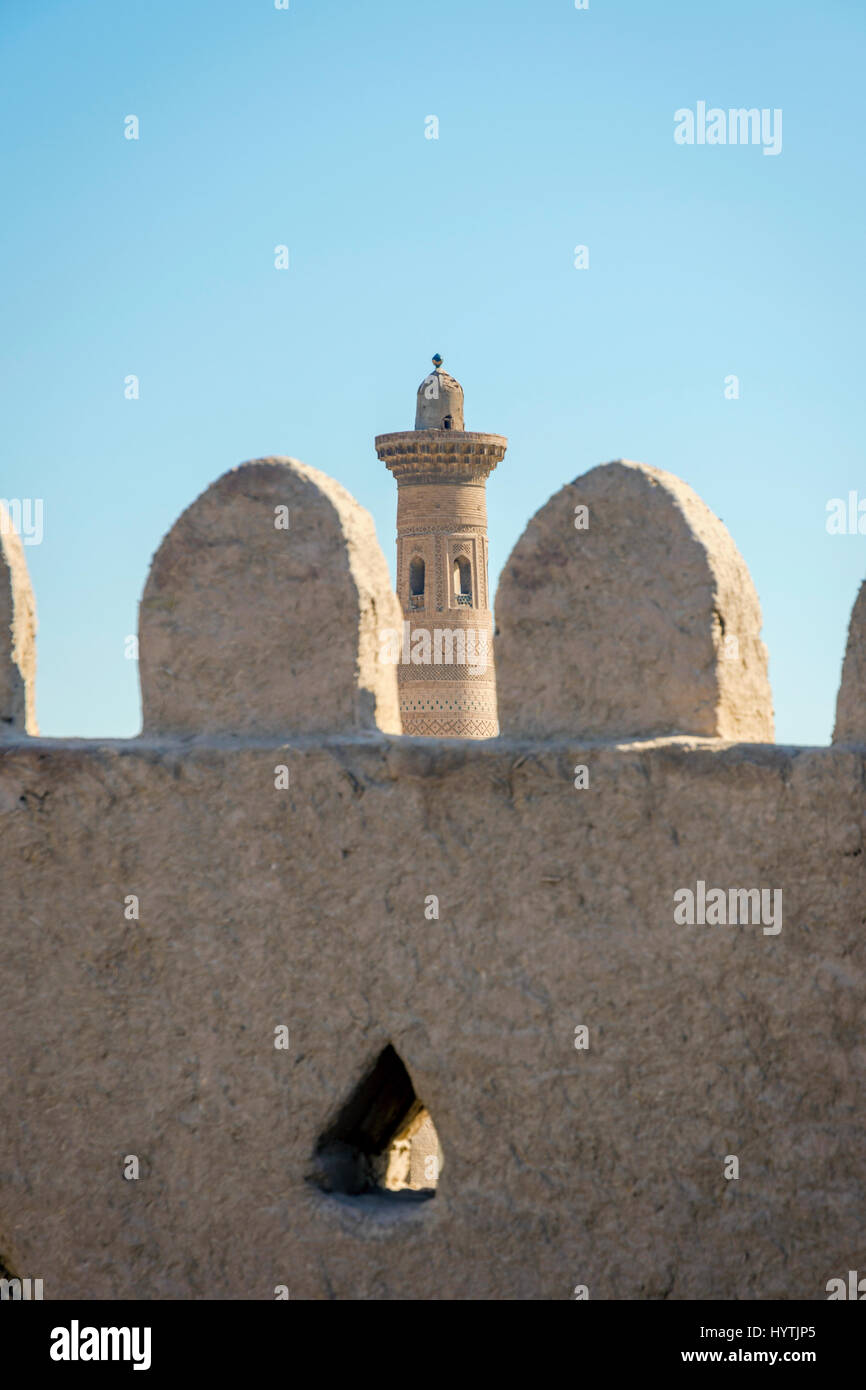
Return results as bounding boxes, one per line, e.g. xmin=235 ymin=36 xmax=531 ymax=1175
xmin=1 ymin=0 xmax=864 ymax=742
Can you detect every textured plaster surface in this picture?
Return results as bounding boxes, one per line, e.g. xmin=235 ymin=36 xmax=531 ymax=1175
xmin=834 ymin=580 xmax=866 ymax=745
xmin=0 ymin=503 xmax=38 ymax=736
xmin=139 ymin=459 xmax=402 ymax=737
xmin=496 ymin=461 xmax=774 ymax=742
xmin=0 ymin=732 xmax=863 ymax=1299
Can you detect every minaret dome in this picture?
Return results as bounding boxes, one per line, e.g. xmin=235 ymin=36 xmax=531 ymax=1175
xmin=414 ymin=356 xmax=464 ymax=431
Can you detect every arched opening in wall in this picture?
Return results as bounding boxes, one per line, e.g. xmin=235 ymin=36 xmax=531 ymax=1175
xmin=310 ymin=1044 xmax=443 ymax=1203
xmin=443 ymin=415 xmax=453 ymax=430
xmin=453 ymin=555 xmax=472 ymax=604
xmin=409 ymin=556 xmax=425 ymax=596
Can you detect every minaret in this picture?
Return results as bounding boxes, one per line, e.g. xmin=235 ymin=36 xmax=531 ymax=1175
xmin=375 ymin=357 xmax=507 ymax=738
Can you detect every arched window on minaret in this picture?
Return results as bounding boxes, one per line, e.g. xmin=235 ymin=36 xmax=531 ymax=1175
xmin=453 ymin=555 xmax=472 ymax=605
xmin=443 ymin=415 xmax=453 ymax=430
xmin=409 ymin=556 xmax=425 ymax=609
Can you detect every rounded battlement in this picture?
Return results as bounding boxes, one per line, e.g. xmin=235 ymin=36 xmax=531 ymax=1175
xmin=138 ymin=457 xmax=402 ymax=737
xmin=0 ymin=503 xmax=38 ymax=736
xmin=496 ymin=459 xmax=775 ymax=742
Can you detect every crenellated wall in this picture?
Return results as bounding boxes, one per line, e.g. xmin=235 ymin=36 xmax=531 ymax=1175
xmin=0 ymin=456 xmax=864 ymax=1300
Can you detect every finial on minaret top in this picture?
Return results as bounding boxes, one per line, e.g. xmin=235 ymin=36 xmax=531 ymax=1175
xmin=414 ymin=354 xmax=464 ymax=431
